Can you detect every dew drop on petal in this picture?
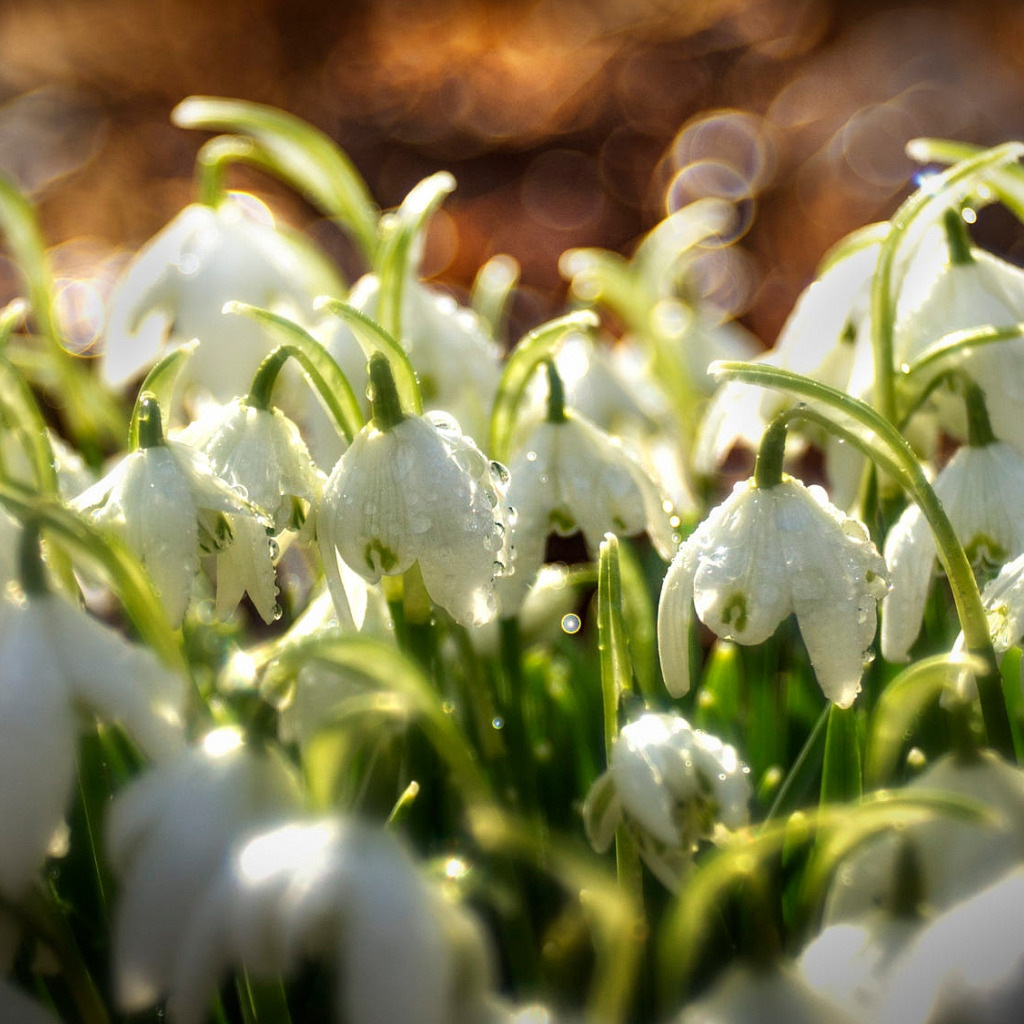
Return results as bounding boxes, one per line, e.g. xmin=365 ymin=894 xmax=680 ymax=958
xmin=526 ymin=450 xmax=538 ymax=462
xmin=489 ymin=460 xmax=511 ymax=487
xmin=271 ymin=603 xmax=283 ymax=621
xmin=492 ymin=716 xmax=505 ymax=730
xmin=268 ymin=537 xmax=280 ymax=560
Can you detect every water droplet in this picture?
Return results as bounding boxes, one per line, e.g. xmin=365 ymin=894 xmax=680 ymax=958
xmin=489 ymin=460 xmax=511 ymax=487
xmin=492 ymin=560 xmax=506 ymax=576
xmin=491 ymin=716 xmax=504 ymax=730
xmin=365 ymin=382 xmax=377 ymax=402
xmin=526 ymin=450 xmax=538 ymax=462
xmin=441 ymin=701 xmax=456 ymax=715
xmin=176 ymin=252 xmax=200 ymax=276
xmin=268 ymin=537 xmax=280 ymax=560
xmin=561 ymin=612 xmax=581 ymax=634
xmin=271 ymin=603 xmax=283 ymax=621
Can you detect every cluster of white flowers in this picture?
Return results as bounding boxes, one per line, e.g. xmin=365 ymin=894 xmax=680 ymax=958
xmin=5 ymin=100 xmax=1024 ymax=1024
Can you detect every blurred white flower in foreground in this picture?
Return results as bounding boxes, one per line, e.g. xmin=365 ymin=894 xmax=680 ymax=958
xmin=882 ymin=441 xmax=1024 ymax=662
xmin=106 ymin=727 xmax=303 ymax=1015
xmin=877 ymin=866 xmax=1024 ymax=1024
xmin=583 ymin=713 xmax=751 ymax=889
xmin=102 ymin=194 xmax=340 ymax=403
xmin=673 ymin=962 xmax=856 ymax=1024
xmin=658 ymin=477 xmax=887 ymax=706
xmin=159 ymin=816 xmax=495 ymax=1024
xmin=824 ymin=750 xmax=1024 ymax=922
xmin=319 ymin=356 xmax=511 ymax=627
xmin=0 ymin=587 xmax=185 ymax=899
xmin=73 ymin=396 xmax=270 ymax=627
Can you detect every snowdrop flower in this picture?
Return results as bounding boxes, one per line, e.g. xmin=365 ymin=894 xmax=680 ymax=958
xmin=824 ymin=750 xmax=1024 ymax=922
xmin=183 ymin=396 xmax=326 ymax=622
xmin=155 ymin=816 xmax=495 ymax=1024
xmin=583 ymin=713 xmax=751 ymax=889
xmin=658 ymin=473 xmax=887 ymax=707
xmin=102 ymin=194 xmax=340 ymax=403
xmin=498 ymin=361 xmax=677 ymax=611
xmin=673 ymin=962 xmax=856 ymax=1024
xmin=73 ymin=394 xmax=270 ymax=626
xmin=978 ymin=551 xmax=1024 ymax=653
xmin=882 ymin=440 xmax=1024 ymax=662
xmin=876 ymin=866 xmax=1024 ymax=1024
xmin=318 ymin=355 xmax=511 ymax=627
xmin=0 ymin=581 xmax=185 ymax=899
xmin=106 ymin=726 xmax=303 ymax=1014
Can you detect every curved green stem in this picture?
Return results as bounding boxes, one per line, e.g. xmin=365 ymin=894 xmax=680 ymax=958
xmin=226 ymin=304 xmax=364 ymax=442
xmin=753 ymin=414 xmax=789 ymax=490
xmin=712 ymin=360 xmax=1013 ymax=757
xmin=471 ymin=254 xmax=520 ymax=338
xmin=489 ymin=310 xmax=598 ymax=463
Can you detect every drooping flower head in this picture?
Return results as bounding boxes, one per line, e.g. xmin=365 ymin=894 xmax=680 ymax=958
xmin=318 ymin=354 xmax=511 ymax=627
xmin=658 ymin=462 xmax=888 ymax=707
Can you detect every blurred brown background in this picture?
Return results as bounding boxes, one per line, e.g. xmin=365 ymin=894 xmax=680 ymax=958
xmin=1 ymin=0 xmax=1023 ymax=349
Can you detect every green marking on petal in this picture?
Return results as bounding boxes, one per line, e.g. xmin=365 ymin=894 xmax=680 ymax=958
xmin=365 ymin=539 xmax=399 ymax=574
xmin=720 ymin=592 xmax=748 ymax=633
xmin=199 ymin=512 xmax=234 ymax=553
xmin=964 ymin=533 xmax=1007 ymax=569
xmin=549 ymin=508 xmax=576 ymax=534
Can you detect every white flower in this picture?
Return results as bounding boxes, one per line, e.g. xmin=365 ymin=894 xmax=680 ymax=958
xmin=153 ymin=816 xmax=494 ymax=1024
xmin=183 ymin=397 xmax=326 ymax=622
xmin=824 ymin=750 xmax=1024 ymax=924
xmin=798 ymin=910 xmax=923 ymax=1020
xmin=978 ymin=551 xmax=1024 ymax=653
xmin=583 ymin=713 xmax=751 ymax=889
xmin=658 ymin=477 xmax=887 ymax=706
xmin=102 ymin=195 xmax=339 ymax=402
xmin=73 ymin=431 xmax=268 ymax=627
xmin=674 ymin=962 xmax=857 ymax=1024
xmin=876 ymin=866 xmax=1024 ymax=1024
xmin=498 ymin=409 xmax=677 ymax=611
xmin=106 ymin=727 xmax=303 ymax=1014
xmin=881 ymin=441 xmax=1024 ymax=662
xmin=318 ymin=410 xmax=511 ymax=627
xmin=0 ymin=588 xmax=185 ymax=899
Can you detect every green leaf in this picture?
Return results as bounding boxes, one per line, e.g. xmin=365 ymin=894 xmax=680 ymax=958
xmin=376 ymin=172 xmax=455 ymax=340
xmin=820 ymin=704 xmax=862 ymax=805
xmin=314 ymin=297 xmax=423 ymax=416
xmin=172 ymin=96 xmax=379 ymax=263
xmin=224 ymin=303 xmax=364 ymax=443
xmin=489 ymin=310 xmax=598 ymax=463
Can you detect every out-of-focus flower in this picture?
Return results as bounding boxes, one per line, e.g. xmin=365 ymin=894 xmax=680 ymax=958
xmin=0 ymin=587 xmax=185 ymax=899
xmin=798 ymin=909 xmax=923 ymax=1020
xmin=876 ymin=866 xmax=1024 ymax=1024
xmin=673 ymin=962 xmax=857 ymax=1024
xmin=106 ymin=727 xmax=303 ymax=1015
xmin=155 ymin=816 xmax=495 ymax=1024
xmin=658 ymin=477 xmax=887 ymax=706
xmin=881 ymin=441 xmax=1024 ymax=662
xmin=318 ymin=402 xmax=511 ymax=628
xmin=73 ymin=400 xmax=270 ymax=627
xmin=182 ymin=397 xmax=326 ymax=623
xmin=978 ymin=551 xmax=1024 ymax=653
xmin=824 ymin=750 xmax=1024 ymax=923
xmin=0 ymin=980 xmax=63 ymax=1024
xmin=583 ymin=712 xmax=751 ymax=889
xmin=102 ymin=195 xmax=341 ymax=403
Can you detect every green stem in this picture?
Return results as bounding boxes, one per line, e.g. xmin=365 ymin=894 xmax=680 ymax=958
xmin=195 ymin=135 xmax=265 ymax=209
xmin=135 ymin=392 xmax=165 ymax=449
xmin=545 ymin=358 xmax=568 ymax=423
xmin=961 ymin=377 xmax=996 ymax=448
xmin=943 ymin=207 xmax=974 ymax=265
xmin=597 ymin=534 xmax=645 ymax=913
xmin=369 ymin=352 xmax=406 ymax=431
xmin=246 ymin=346 xmax=291 ymax=411
xmin=752 ymin=414 xmax=788 ymax=490
xmin=18 ymin=518 xmax=47 ymax=596
xmin=712 ymin=361 xmax=1014 ymax=758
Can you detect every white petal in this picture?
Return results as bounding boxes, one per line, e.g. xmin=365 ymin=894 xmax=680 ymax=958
xmin=0 ymin=602 xmax=78 ymax=899
xmin=658 ymin=542 xmax=699 ymax=698
xmin=881 ymin=502 xmax=938 ymax=663
xmin=214 ymin=514 xmax=279 ymax=624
